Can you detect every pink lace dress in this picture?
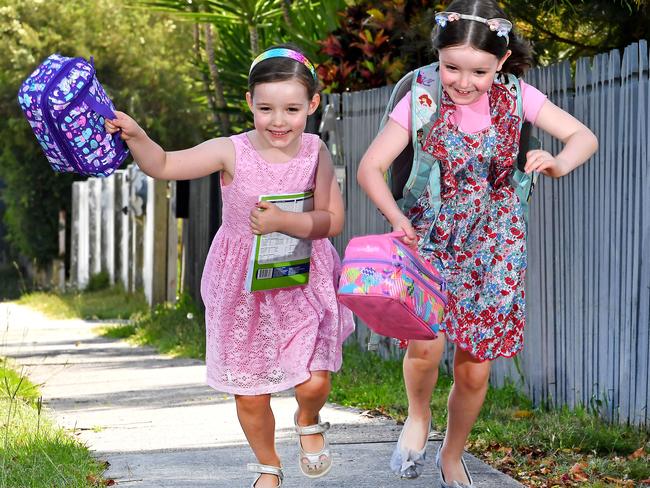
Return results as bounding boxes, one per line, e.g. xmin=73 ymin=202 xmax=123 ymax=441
xmin=201 ymin=132 xmax=355 ymax=395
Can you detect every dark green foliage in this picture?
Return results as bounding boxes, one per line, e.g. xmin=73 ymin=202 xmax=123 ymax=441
xmin=502 ymin=0 xmax=650 ymax=64
xmin=318 ymin=0 xmax=435 ymax=92
xmin=135 ymin=0 xmax=347 ymax=135
xmin=0 ymin=264 xmax=28 ymax=301
xmin=84 ymin=272 xmax=110 ymax=292
xmin=0 ymin=0 xmax=212 ymax=264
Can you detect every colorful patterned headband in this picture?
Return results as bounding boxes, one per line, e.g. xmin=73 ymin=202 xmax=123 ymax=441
xmin=249 ymin=48 xmax=318 ymax=80
xmin=435 ymin=11 xmax=512 ymax=45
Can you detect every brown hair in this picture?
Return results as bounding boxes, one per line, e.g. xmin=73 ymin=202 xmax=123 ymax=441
xmin=431 ymin=0 xmax=533 ymax=77
xmin=248 ymin=44 xmax=320 ymax=98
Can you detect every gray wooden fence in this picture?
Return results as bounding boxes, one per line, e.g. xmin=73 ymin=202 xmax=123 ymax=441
xmin=183 ymin=175 xmax=221 ymax=308
xmin=69 ymin=165 xmax=177 ymax=306
xmin=323 ymin=40 xmax=649 ymax=426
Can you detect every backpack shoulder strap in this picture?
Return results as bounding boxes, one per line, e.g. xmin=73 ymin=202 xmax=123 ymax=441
xmin=379 ymin=70 xmax=415 ymax=130
xmin=399 ymin=62 xmax=442 ymax=213
xmin=501 ymin=73 xmax=540 ymax=223
xmin=380 ymin=70 xmax=416 ymax=201
xmin=501 ymin=72 xmax=523 ymax=118
xmin=410 ymin=63 xmax=441 ymax=138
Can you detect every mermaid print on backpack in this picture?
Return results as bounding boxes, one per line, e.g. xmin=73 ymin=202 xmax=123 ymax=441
xmin=18 ymin=54 xmax=129 ymax=177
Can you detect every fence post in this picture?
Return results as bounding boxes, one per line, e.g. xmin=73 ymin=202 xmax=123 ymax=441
xmin=143 ymin=177 xmax=171 ymax=306
xmin=88 ymin=178 xmax=102 ymax=278
xmin=113 ymin=170 xmax=130 ymax=290
xmin=167 ymin=181 xmax=178 ymax=303
xmin=75 ymin=180 xmax=90 ymax=289
xmin=70 ymin=183 xmax=80 ymax=289
xmin=129 ymin=165 xmax=147 ymax=292
xmin=184 ymin=174 xmax=220 ymax=307
xmin=101 ymin=177 xmax=115 ymax=284
xmin=52 ymin=210 xmax=66 ymax=291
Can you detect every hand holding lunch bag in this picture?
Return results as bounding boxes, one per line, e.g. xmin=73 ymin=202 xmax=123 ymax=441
xmin=18 ymin=54 xmax=129 ymax=177
xmin=337 ymin=231 xmax=447 ymax=341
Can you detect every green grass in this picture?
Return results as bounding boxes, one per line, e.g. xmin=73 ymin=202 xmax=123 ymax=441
xmin=98 ymin=294 xmax=205 ymax=359
xmin=330 ymin=344 xmax=650 ymax=486
xmin=0 ymin=358 xmax=107 ymax=487
xmin=17 ymin=285 xmax=148 ymax=320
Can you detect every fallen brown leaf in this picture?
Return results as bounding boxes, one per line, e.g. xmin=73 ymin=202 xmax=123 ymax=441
xmin=569 ymin=462 xmax=589 ymax=482
xmin=514 ymin=409 xmax=534 ymax=418
xmin=627 ymin=446 xmax=646 ymax=460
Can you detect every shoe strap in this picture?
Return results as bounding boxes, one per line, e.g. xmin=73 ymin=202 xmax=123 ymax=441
xmin=295 ymin=420 xmax=330 ymax=435
xmin=247 ymin=463 xmax=284 ymax=480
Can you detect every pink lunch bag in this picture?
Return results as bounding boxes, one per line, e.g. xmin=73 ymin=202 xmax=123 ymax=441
xmin=337 ymin=231 xmax=447 ymax=341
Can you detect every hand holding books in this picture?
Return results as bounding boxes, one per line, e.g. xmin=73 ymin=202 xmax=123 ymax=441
xmin=249 ymin=200 xmax=284 ymax=235
xmin=246 ymin=192 xmax=315 ymax=292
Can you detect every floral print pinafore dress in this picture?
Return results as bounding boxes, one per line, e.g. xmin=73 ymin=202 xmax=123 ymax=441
xmin=407 ymin=83 xmax=527 ymax=361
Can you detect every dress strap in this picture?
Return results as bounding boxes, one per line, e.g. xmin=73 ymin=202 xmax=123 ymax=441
xmin=303 ymin=133 xmax=321 ymax=187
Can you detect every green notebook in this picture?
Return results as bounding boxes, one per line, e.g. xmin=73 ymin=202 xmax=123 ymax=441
xmin=245 ymin=191 xmax=314 ymax=292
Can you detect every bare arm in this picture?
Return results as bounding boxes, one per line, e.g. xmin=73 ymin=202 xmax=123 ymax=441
xmin=106 ymin=111 xmax=234 ymax=180
xmin=357 ymin=119 xmax=417 ymax=244
xmin=249 ymin=141 xmax=345 ymax=239
xmin=525 ymin=100 xmax=599 ymax=177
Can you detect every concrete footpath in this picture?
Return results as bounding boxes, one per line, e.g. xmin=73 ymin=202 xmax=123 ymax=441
xmin=0 ymin=303 xmax=522 ymax=488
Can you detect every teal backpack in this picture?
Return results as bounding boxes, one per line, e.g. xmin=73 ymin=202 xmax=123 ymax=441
xmin=368 ymin=62 xmax=539 ymax=351
xmin=382 ymin=62 xmax=539 ymax=225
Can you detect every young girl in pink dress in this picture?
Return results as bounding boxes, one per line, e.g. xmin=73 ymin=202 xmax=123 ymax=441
xmin=106 ymin=45 xmax=354 ymax=488
xmin=357 ymin=0 xmax=598 ymax=486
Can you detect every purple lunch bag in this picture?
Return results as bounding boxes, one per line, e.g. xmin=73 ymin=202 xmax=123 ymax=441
xmin=17 ymin=54 xmax=129 ymax=177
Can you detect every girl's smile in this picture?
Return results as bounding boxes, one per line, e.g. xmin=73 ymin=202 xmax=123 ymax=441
xmin=268 ymin=129 xmax=291 ymax=138
xmin=246 ymin=79 xmax=319 ymax=159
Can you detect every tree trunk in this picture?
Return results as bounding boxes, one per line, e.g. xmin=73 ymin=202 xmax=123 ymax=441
xmin=248 ymin=23 xmax=259 ymax=54
xmin=204 ymin=23 xmax=232 ymax=135
xmin=281 ymin=0 xmax=292 ymax=27
xmin=193 ymin=23 xmax=219 ymax=128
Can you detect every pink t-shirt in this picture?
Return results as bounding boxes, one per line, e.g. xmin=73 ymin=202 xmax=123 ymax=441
xmin=389 ymin=80 xmax=547 ymax=134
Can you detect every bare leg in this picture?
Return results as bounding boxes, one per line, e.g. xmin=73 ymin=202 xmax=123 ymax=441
xmin=439 ymin=348 xmax=491 ymax=484
xmin=294 ymin=370 xmax=331 ymax=453
xmin=401 ymin=335 xmax=446 ymax=448
xmin=235 ymin=394 xmax=281 ymax=488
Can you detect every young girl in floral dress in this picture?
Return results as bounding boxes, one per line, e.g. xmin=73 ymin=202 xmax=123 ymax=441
xmin=357 ymin=1 xmax=598 ymax=485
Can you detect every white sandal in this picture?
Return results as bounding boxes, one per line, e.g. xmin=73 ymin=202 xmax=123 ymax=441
xmin=247 ymin=463 xmax=283 ymax=488
xmin=294 ymin=412 xmax=332 ymax=478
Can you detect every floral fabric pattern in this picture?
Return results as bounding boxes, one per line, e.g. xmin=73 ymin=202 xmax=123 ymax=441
xmin=407 ymin=85 xmax=526 ymax=361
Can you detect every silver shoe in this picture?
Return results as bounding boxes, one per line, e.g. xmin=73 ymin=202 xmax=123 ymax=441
xmin=294 ymin=412 xmax=332 ymax=478
xmin=389 ymin=417 xmax=430 ymax=479
xmin=247 ymin=463 xmax=283 ymax=488
xmin=435 ymin=445 xmax=474 ymax=488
